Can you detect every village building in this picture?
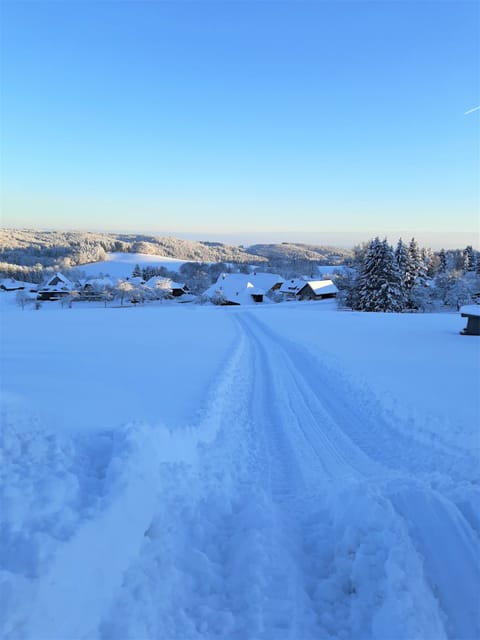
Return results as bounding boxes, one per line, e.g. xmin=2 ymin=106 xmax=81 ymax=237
xmin=78 ymin=277 xmax=114 ymax=300
xmin=279 ymin=277 xmax=338 ymax=301
xmin=125 ymin=276 xmax=146 ymax=286
xmin=297 ymin=279 xmax=339 ymax=300
xmin=145 ymin=276 xmax=188 ymax=298
xmin=37 ymin=273 xmax=75 ymax=301
xmin=203 ymin=273 xmax=265 ymax=305
xmin=0 ymin=278 xmax=38 ymax=292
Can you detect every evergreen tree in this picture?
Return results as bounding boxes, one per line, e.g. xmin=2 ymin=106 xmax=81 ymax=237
xmin=404 ymin=237 xmax=429 ymax=309
xmin=406 ymin=238 xmax=424 ymax=289
xmin=132 ymin=263 xmax=142 ymax=278
xmin=395 ymin=238 xmax=409 ymax=293
xmin=438 ymin=248 xmax=447 ymax=273
xmin=421 ymin=247 xmax=435 ymax=278
xmin=356 ymin=238 xmax=406 ymax=312
xmin=463 ymin=245 xmax=476 ymax=272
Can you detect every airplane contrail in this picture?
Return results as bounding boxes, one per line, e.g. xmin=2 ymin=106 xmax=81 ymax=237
xmin=464 ymin=105 xmax=480 ymax=115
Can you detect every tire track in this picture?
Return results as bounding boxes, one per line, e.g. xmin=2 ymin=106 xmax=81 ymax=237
xmin=236 ymin=311 xmax=480 ymax=640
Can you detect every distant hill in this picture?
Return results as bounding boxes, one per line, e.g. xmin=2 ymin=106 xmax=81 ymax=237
xmin=0 ymin=229 xmax=353 ymax=282
xmin=247 ymin=243 xmax=352 ymax=264
xmin=0 ymin=229 xmax=266 ymax=265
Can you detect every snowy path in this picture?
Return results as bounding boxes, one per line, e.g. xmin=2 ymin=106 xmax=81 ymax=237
xmin=2 ymin=311 xmax=479 ymax=639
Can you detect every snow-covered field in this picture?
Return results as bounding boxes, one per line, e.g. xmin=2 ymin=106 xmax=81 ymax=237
xmin=1 ymin=296 xmax=479 ymax=640
xmin=80 ymin=252 xmax=188 ymax=279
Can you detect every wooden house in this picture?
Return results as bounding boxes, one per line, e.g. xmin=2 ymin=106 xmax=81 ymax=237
xmin=297 ymin=280 xmax=338 ymax=301
xmin=37 ymin=273 xmax=75 ymax=301
xmin=279 ymin=278 xmax=338 ymax=301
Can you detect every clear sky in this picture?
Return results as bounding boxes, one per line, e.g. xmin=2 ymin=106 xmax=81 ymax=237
xmin=1 ymin=0 xmax=479 ymax=248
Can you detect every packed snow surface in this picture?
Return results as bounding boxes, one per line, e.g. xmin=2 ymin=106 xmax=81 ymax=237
xmin=1 ymin=296 xmax=479 ymax=640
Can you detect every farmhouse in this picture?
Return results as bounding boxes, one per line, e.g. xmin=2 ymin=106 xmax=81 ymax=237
xmin=203 ymin=273 xmax=265 ymax=305
xmin=37 ymin=273 xmax=75 ymax=301
xmin=280 ymin=277 xmax=338 ymax=301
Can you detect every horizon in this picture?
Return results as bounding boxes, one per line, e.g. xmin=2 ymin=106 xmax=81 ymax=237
xmin=2 ymin=225 xmax=478 ymax=252
xmin=2 ymin=1 xmax=479 ymax=243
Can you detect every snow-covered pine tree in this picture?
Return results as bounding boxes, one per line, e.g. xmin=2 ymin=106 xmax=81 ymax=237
xmin=421 ymin=247 xmax=435 ymax=278
xmin=395 ymin=238 xmax=409 ymax=292
xmin=406 ymin=238 xmax=423 ymax=289
xmin=463 ymin=245 xmax=476 ymax=272
xmin=132 ymin=263 xmax=142 ymax=278
xmin=438 ymin=248 xmax=447 ymax=273
xmin=404 ymin=237 xmax=429 ymax=309
xmin=356 ymin=238 xmax=406 ymax=312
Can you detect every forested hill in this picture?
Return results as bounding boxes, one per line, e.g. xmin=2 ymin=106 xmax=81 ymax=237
xmin=0 ymin=229 xmax=352 ymax=274
xmin=0 ymin=229 xmax=264 ymax=269
xmin=248 ymin=243 xmax=352 ymax=263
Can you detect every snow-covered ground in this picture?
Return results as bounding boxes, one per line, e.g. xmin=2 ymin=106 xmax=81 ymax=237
xmin=1 ymin=295 xmax=479 ymax=640
xmin=80 ymin=252 xmax=188 ymax=279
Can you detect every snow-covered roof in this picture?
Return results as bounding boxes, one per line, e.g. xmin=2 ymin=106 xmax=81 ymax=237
xmin=0 ymin=278 xmax=38 ymax=291
xmin=170 ymin=281 xmax=186 ymax=290
xmin=145 ymin=277 xmax=186 ymax=290
xmin=299 ymin=279 xmax=339 ymax=295
xmin=279 ymin=278 xmax=306 ymax=295
xmin=247 ymin=272 xmax=284 ymax=291
xmin=126 ymin=276 xmax=146 ymax=286
xmin=203 ymin=273 xmax=264 ymax=305
xmin=146 ymin=276 xmax=171 ymax=289
xmin=39 ymin=272 xmax=74 ymax=291
xmin=280 ymin=278 xmax=338 ymax=296
xmin=80 ymin=277 xmax=113 ymax=289
xmin=460 ymin=305 xmax=480 ymax=317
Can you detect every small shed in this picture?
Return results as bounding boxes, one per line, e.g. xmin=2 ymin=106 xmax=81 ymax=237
xmin=460 ymin=305 xmax=480 ymax=336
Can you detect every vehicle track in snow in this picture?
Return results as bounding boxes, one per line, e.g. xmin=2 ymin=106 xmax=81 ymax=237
xmin=10 ymin=311 xmax=478 ymax=639
xmin=97 ymin=311 xmax=479 ymax=640
xmin=234 ymin=312 xmax=480 ymax=640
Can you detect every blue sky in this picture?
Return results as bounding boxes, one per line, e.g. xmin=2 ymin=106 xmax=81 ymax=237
xmin=1 ymin=0 xmax=478 ymax=247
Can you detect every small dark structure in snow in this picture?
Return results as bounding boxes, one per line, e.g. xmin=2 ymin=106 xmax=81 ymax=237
xmin=460 ymin=305 xmax=480 ymax=336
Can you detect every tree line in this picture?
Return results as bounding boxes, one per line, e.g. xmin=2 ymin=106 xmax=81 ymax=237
xmin=337 ymin=238 xmax=479 ymax=312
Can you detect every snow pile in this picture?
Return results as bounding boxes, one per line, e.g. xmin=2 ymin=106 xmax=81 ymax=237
xmin=460 ymin=304 xmax=480 ymax=316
